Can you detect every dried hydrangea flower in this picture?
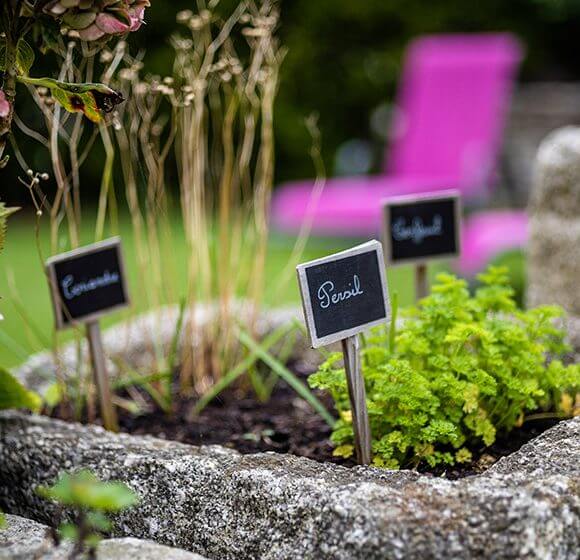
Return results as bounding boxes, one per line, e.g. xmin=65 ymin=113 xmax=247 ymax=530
xmin=0 ymin=91 xmax=10 ymax=118
xmin=43 ymin=0 xmax=151 ymax=42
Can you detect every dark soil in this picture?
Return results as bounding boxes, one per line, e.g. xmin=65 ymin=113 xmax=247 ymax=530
xmin=117 ymin=359 xmax=349 ymax=467
xmin=57 ymin=360 xmax=560 ymax=479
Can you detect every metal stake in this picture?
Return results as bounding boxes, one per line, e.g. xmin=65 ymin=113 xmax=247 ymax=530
xmin=86 ymin=321 xmax=118 ymax=432
xmin=415 ymin=263 xmax=428 ymax=302
xmin=341 ymin=335 xmax=371 ymax=465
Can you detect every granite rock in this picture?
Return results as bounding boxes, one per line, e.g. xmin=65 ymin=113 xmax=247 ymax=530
xmin=0 ymin=514 xmax=53 ymax=559
xmin=1 ymin=412 xmax=578 ymax=560
xmin=528 ymin=126 xmax=580 ymax=322
xmin=97 ymin=538 xmax=208 ymax=560
xmin=0 ymin=514 xmax=208 ymax=559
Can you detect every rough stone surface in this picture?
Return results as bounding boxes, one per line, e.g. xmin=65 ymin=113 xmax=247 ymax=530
xmin=14 ymin=304 xmax=309 ymax=398
xmin=0 ymin=515 xmax=208 ymax=559
xmin=1 ymin=412 xmax=578 ymax=560
xmin=97 ymin=538 xmax=208 ymax=560
xmin=528 ymin=127 xmax=580 ymax=329
xmin=0 ymin=514 xmax=53 ymax=559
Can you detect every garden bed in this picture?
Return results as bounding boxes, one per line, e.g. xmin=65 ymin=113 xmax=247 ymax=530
xmin=3 ymin=308 xmax=579 ymax=558
xmin=91 ymin=365 xmax=560 ymax=479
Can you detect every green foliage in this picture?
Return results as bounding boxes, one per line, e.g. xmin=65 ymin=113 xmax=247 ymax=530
xmin=483 ymin=249 xmax=526 ymax=308
xmin=0 ymin=203 xmax=19 ymax=254
xmin=38 ymin=470 xmax=138 ymax=512
xmin=309 ymin=267 xmax=580 ymax=469
xmin=18 ymin=76 xmax=124 ymax=123
xmin=37 ymin=470 xmax=139 ymax=555
xmin=0 ymin=38 xmax=35 ymax=75
xmin=0 ymin=367 xmax=41 ymax=412
xmin=237 ymin=327 xmax=335 ymax=427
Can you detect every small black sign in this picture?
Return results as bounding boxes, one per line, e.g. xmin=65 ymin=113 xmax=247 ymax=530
xmin=297 ymin=240 xmax=390 ymax=347
xmin=46 ymin=238 xmax=129 ymax=329
xmin=382 ymin=191 xmax=461 ymax=264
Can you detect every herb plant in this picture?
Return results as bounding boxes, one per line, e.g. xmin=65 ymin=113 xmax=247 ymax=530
xmin=309 ymin=267 xmax=580 ymax=469
xmin=37 ymin=469 xmax=139 ymax=558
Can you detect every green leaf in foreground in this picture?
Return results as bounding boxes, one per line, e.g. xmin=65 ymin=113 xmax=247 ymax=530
xmin=0 ymin=367 xmax=41 ymax=412
xmin=37 ymin=470 xmax=138 ymax=555
xmin=37 ymin=470 xmax=139 ymax=513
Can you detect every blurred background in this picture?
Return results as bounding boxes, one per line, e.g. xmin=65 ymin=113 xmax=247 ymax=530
xmin=5 ymin=0 xmax=580 ymax=197
xmin=3 ymin=0 xmax=580 ymax=366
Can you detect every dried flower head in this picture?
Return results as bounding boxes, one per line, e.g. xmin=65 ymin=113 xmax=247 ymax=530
xmin=42 ymin=0 xmax=151 ymax=42
xmin=0 ymin=90 xmax=10 ymax=119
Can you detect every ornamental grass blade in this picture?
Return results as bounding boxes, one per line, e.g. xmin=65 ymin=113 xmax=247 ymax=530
xmin=191 ymin=321 xmax=295 ymax=416
xmin=237 ymin=328 xmax=336 ymax=427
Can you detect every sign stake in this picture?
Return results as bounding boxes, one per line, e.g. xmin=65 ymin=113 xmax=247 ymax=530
xmin=86 ymin=320 xmax=118 ymax=432
xmin=341 ymin=334 xmax=371 ymax=465
xmin=415 ymin=263 xmax=428 ymax=301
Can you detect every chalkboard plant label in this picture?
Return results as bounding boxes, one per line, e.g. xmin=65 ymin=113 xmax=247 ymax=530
xmin=46 ymin=237 xmax=129 ymax=330
xmin=45 ymin=237 xmax=129 ymax=432
xmin=297 ymin=240 xmax=390 ymax=464
xmin=296 ymin=240 xmax=390 ymax=348
xmin=382 ymin=190 xmax=461 ymax=265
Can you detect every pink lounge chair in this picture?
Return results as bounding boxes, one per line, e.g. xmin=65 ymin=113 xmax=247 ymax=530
xmin=272 ymin=33 xmax=526 ymax=274
xmin=458 ymin=210 xmax=528 ymax=276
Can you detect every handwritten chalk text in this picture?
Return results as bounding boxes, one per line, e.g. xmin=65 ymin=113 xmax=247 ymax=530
xmin=61 ymin=271 xmax=120 ymax=300
xmin=317 ymin=275 xmax=364 ymax=309
xmin=392 ymin=215 xmax=443 ymax=244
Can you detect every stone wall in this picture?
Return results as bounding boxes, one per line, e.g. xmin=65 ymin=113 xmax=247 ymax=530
xmin=1 ymin=412 xmax=578 ymax=560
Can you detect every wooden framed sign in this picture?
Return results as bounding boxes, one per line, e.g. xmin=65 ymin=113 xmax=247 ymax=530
xmin=45 ymin=237 xmax=129 ymax=433
xmin=46 ymin=237 xmax=129 ymax=330
xmin=381 ymin=190 xmax=461 ymax=266
xmin=296 ymin=240 xmax=390 ymax=465
xmin=296 ymin=240 xmax=390 ymax=348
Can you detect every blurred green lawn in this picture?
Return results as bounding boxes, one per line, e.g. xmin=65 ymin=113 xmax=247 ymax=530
xmin=0 ymin=210 xmax=434 ymax=368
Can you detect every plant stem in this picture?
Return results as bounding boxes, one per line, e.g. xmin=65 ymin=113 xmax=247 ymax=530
xmin=523 ymin=412 xmax=569 ymax=423
xmin=389 ymin=291 xmax=399 ymax=354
